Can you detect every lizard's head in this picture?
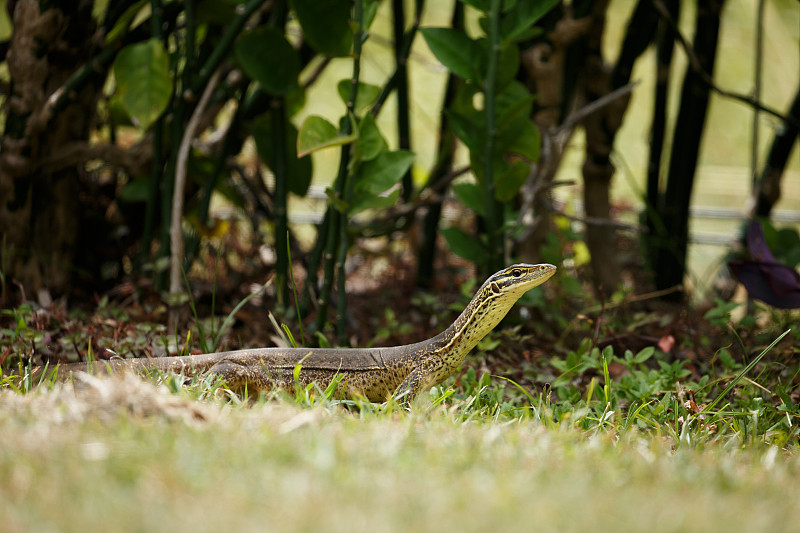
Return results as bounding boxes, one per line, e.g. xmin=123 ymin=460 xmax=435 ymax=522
xmin=484 ymin=263 xmax=557 ymax=300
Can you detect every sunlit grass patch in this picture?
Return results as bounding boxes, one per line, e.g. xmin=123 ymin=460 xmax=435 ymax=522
xmin=1 ymin=375 xmax=799 ymax=533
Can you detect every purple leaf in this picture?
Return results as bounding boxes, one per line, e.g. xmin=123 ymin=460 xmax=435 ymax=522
xmin=728 ymin=220 xmax=800 ymax=309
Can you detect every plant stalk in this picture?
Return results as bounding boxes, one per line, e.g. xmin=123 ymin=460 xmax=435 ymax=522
xmin=482 ymin=0 xmax=504 ymax=274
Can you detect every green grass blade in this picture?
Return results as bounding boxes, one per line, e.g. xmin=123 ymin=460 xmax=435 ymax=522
xmin=492 ymin=375 xmax=537 ymax=406
xmin=212 ymin=280 xmax=272 ymax=350
xmin=181 ymin=265 xmax=209 ymax=353
xmin=701 ymin=329 xmax=791 ymax=415
xmin=286 ymin=232 xmax=305 ymax=346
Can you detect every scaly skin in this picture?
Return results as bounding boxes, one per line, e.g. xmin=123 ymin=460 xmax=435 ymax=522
xmin=29 ymin=264 xmax=556 ymax=402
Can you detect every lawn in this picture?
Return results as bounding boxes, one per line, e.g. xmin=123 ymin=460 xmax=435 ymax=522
xmin=1 ymin=371 xmax=799 ymax=533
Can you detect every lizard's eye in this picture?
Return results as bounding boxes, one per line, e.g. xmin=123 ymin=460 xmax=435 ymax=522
xmin=512 ymin=268 xmax=522 ymax=277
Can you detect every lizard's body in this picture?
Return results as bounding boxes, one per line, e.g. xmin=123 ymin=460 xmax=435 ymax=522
xmin=30 ymin=264 xmax=556 ymax=402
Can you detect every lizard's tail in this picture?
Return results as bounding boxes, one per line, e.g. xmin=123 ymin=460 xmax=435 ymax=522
xmin=7 ymin=353 xmax=225 ymax=387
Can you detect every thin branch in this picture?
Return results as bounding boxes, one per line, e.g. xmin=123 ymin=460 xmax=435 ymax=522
xmin=302 ymin=57 xmax=332 ymax=89
xmin=170 ymin=68 xmax=222 ymax=297
xmin=652 ymin=0 xmax=797 ymax=128
xmin=32 ymin=140 xmax=153 ymax=175
xmin=557 ymin=81 xmax=638 ymax=134
xmin=187 ymin=0 xmax=269 ymax=98
xmin=427 ymin=164 xmax=471 ymax=194
xmin=541 ymin=204 xmax=644 ymax=233
xmin=751 ymin=0 xmax=765 ymax=184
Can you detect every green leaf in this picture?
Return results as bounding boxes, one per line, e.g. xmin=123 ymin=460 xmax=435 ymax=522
xmin=356 ymin=114 xmax=387 ymax=162
xmin=495 ymin=82 xmax=537 ymax=153
xmin=196 ymin=0 xmax=240 ymax=25
xmin=501 ymin=0 xmax=560 ymax=44
xmin=506 ymin=120 xmax=540 ymax=162
xmin=349 ymin=188 xmax=401 ymax=215
xmin=420 ymin=27 xmax=482 ymax=81
xmin=350 ymin=150 xmax=415 ymax=214
xmin=453 ymin=182 xmax=485 ymax=216
xmin=496 ymin=81 xmax=535 ymax=128
xmin=291 ymin=0 xmax=353 ymax=57
xmin=460 ymin=0 xmax=490 ymax=12
xmin=337 ymin=80 xmax=382 ymax=115
xmin=235 ymin=27 xmax=300 ymax=96
xmin=113 ymin=39 xmax=171 ymax=130
xmin=106 ymin=0 xmax=148 ymax=44
xmin=633 ymin=347 xmax=655 ymax=364
xmin=355 ymin=150 xmax=415 ymax=195
xmin=363 ymin=0 xmax=380 ymax=30
xmin=107 ymin=96 xmax=134 ymax=127
xmin=496 ymin=42 xmax=520 ymax=90
xmin=441 ymin=227 xmax=485 ymax=263
xmin=118 ymin=177 xmax=151 ymax=202
xmin=445 ymin=108 xmax=484 ymax=153
xmin=297 ymin=116 xmax=357 ymax=157
xmin=250 ymin=113 xmax=313 ymax=197
xmin=494 ymin=159 xmax=528 ymax=202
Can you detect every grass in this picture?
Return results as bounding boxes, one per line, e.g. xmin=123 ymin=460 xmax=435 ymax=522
xmin=1 ymin=374 xmax=799 ymax=533
xmin=1 ymin=278 xmax=799 ymax=532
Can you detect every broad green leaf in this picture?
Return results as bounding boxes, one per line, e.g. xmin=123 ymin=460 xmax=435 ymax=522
xmin=356 ymin=114 xmax=387 ymax=162
xmin=363 ymin=0 xmax=380 ymax=30
xmin=349 ymin=150 xmax=414 ymax=214
xmin=494 ymin=158 xmax=529 ymax=202
xmin=337 ymin=80 xmax=382 ymax=115
xmin=118 ymin=177 xmax=151 ymax=202
xmin=469 ymin=149 xmax=486 ymax=184
xmin=250 ymin=113 xmax=312 ymax=197
xmin=420 ymin=27 xmax=482 ymax=81
xmin=106 ymin=0 xmax=148 ymax=44
xmin=325 ymin=186 xmax=350 ymax=213
xmin=355 ymin=150 xmax=415 ymax=194
xmin=506 ymin=25 xmax=543 ymax=43
xmin=496 ymin=81 xmax=534 ymax=128
xmin=297 ymin=116 xmax=357 ymax=157
xmin=196 ymin=0 xmax=240 ymax=25
xmin=470 ymin=36 xmax=517 ymax=89
xmin=453 ymin=182 xmax=485 ymax=216
xmin=501 ymin=0 xmax=560 ymax=44
xmin=496 ymin=82 xmax=536 ymax=151
xmin=235 ymin=27 xmax=300 ymax=96
xmin=506 ymin=120 xmax=540 ymax=162
xmin=469 ymin=148 xmax=529 ymax=202
xmin=107 ymin=96 xmax=134 ymax=127
xmin=445 ymin=109 xmax=484 ymax=153
xmin=496 ymin=42 xmax=520 ymax=90
xmin=291 ymin=0 xmax=353 ymax=57
xmin=459 ymin=0 xmax=490 ymax=12
xmin=634 ymin=346 xmax=656 ymax=364
xmin=441 ymin=227 xmax=485 ymax=263
xmin=113 ymin=39 xmax=171 ymax=130
xmin=284 ymin=84 xmax=307 ymax=118
xmin=349 ymin=188 xmax=401 ymax=215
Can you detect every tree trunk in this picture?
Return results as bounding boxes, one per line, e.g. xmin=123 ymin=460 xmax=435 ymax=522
xmin=515 ymin=5 xmax=593 ymax=265
xmin=752 ymin=86 xmax=800 ymax=217
xmin=0 ymin=0 xmax=101 ymax=302
xmin=642 ymin=0 xmax=680 ymax=267
xmin=653 ymin=0 xmax=726 ymax=296
xmin=580 ymin=0 xmax=621 ymax=294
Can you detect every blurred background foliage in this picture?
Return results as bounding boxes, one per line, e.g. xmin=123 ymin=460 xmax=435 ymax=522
xmin=0 ymin=0 xmax=798 ymax=343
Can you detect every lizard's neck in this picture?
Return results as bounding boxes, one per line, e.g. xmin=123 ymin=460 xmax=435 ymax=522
xmin=420 ymin=280 xmax=520 ymax=366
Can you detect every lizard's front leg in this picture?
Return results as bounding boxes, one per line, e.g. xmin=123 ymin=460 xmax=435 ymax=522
xmin=206 ymin=358 xmax=276 ymax=394
xmin=393 ymin=367 xmax=423 ymax=405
